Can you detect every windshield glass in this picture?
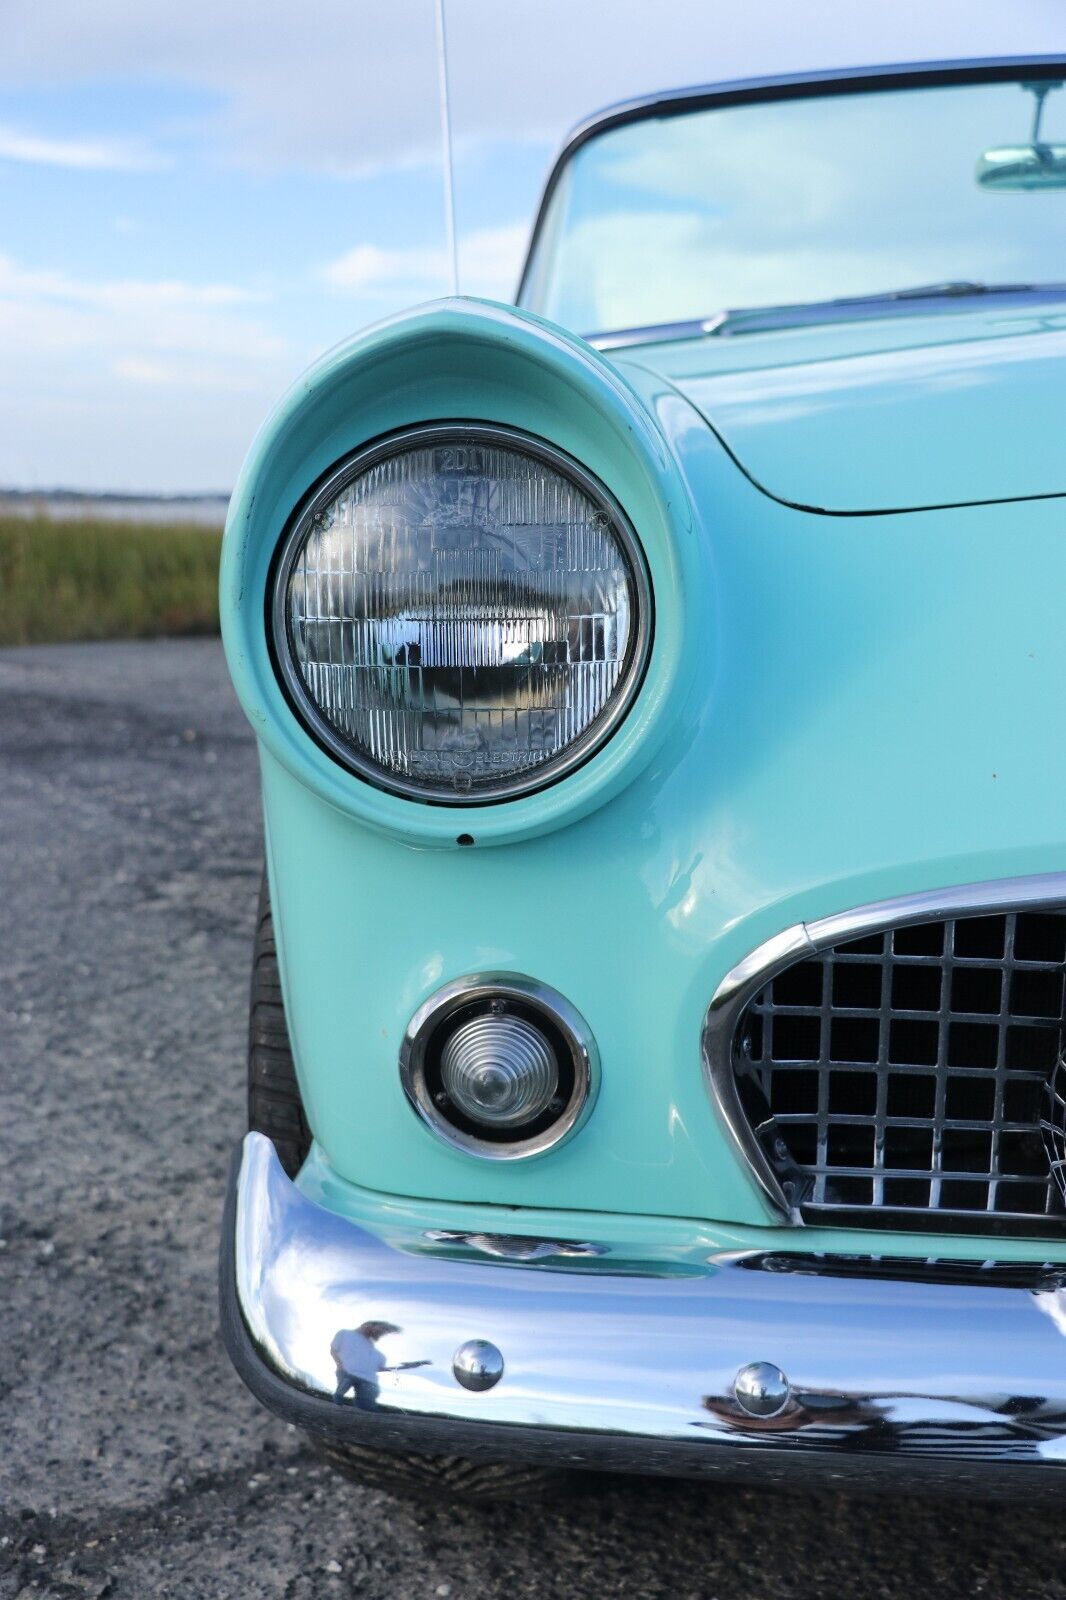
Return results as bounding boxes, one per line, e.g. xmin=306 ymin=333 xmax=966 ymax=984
xmin=520 ymin=76 xmax=1066 ymax=335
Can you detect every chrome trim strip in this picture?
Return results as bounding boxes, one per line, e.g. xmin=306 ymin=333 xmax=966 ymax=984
xmin=702 ymin=872 xmax=1066 ymax=1223
xmin=225 ymin=1133 xmax=1066 ymax=1491
xmin=399 ymin=972 xmax=599 ymax=1160
xmin=587 ymin=318 xmax=707 ymax=352
xmin=517 ymin=57 xmax=1066 ymax=310
xmin=269 ymin=422 xmax=654 ymax=807
xmin=586 ymin=287 xmax=1066 ymax=355
xmin=807 ymin=874 xmax=1066 ymax=951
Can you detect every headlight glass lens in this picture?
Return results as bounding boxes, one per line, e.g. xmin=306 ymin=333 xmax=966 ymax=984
xmin=275 ymin=427 xmax=650 ymax=801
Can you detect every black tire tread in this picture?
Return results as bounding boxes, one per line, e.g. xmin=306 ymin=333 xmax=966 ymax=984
xmin=248 ymin=875 xmax=311 ymax=1178
xmin=313 ymin=1437 xmax=561 ymax=1501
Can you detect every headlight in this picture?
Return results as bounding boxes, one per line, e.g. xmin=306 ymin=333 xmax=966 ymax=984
xmin=271 ymin=424 xmax=651 ymax=803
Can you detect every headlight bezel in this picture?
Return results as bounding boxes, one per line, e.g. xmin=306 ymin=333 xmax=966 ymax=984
xmin=268 ymin=421 xmax=654 ymax=807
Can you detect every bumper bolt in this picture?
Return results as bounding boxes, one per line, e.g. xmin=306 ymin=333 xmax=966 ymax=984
xmin=733 ymin=1361 xmax=791 ymax=1419
xmin=452 ymin=1339 xmax=504 ymax=1392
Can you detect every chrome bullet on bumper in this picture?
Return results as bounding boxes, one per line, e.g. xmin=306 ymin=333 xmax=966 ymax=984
xmin=220 ymin=1133 xmax=1066 ymax=1493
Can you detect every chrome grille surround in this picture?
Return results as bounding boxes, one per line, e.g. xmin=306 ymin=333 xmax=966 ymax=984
xmin=703 ymin=874 xmax=1066 ymax=1236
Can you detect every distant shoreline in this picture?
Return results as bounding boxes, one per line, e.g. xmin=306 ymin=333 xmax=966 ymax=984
xmin=0 ymin=490 xmax=229 ymax=528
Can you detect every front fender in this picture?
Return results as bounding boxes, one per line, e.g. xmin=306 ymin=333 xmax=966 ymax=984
xmin=221 ymin=298 xmax=1066 ymax=1238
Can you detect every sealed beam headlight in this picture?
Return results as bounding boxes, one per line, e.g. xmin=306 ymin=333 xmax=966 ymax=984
xmin=272 ymin=425 xmax=651 ymax=802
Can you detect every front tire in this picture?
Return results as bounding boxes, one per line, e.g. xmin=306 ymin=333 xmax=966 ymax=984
xmin=248 ymin=875 xmax=311 ymax=1178
xmin=313 ymin=1437 xmax=565 ymax=1502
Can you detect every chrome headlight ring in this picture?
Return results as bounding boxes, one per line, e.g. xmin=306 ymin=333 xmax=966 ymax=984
xmin=270 ymin=423 xmax=652 ymax=806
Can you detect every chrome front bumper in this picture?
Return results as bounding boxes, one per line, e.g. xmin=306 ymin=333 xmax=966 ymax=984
xmin=220 ymin=1133 xmax=1066 ymax=1493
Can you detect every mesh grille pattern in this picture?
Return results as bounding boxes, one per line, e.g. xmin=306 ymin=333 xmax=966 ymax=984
xmin=734 ymin=910 xmax=1066 ymax=1229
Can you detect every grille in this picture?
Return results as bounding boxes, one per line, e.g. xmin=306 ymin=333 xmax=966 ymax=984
xmin=732 ymin=910 xmax=1066 ymax=1232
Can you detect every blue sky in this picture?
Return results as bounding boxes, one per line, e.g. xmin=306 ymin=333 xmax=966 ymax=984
xmin=3 ymin=0 xmax=1063 ymax=492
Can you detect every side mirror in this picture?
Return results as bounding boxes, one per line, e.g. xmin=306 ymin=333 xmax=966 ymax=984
xmin=977 ymin=143 xmax=1066 ymax=192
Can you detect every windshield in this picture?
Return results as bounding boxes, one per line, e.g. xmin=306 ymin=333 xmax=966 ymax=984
xmin=520 ymin=75 xmax=1066 ymax=336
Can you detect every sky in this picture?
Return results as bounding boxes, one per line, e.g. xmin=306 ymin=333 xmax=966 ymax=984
xmin=2 ymin=0 xmax=1064 ymax=494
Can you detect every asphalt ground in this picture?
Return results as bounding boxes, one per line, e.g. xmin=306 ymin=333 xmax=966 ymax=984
xmin=0 ymin=638 xmax=1062 ymax=1599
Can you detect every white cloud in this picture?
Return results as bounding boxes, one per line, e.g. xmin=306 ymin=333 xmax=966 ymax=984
xmin=113 ymin=355 xmax=269 ymax=393
xmin=4 ymin=0 xmax=1065 ymax=493
xmin=4 ymin=0 xmax=443 ymax=177
xmin=321 ymin=243 xmax=428 ymax=294
xmin=0 ymin=251 xmax=299 ymax=487
xmin=3 ymin=0 xmax=1063 ymax=179
xmin=114 ymin=356 xmax=183 ymax=384
xmin=0 ymin=256 xmax=265 ymax=315
xmin=0 ymin=124 xmax=166 ymax=171
xmin=321 ymin=223 xmax=528 ymax=301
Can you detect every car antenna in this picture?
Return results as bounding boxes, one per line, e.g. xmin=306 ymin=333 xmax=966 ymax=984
xmin=434 ymin=0 xmax=459 ymax=296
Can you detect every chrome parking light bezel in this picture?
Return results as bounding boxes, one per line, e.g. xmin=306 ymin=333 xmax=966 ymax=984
xmin=399 ymin=972 xmax=599 ymax=1159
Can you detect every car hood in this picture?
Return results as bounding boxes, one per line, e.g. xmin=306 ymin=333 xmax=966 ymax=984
xmin=620 ymin=301 xmax=1066 ymax=513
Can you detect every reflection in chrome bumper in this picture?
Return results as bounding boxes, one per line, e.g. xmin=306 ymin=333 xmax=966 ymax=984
xmin=220 ymin=1133 xmax=1066 ymax=1493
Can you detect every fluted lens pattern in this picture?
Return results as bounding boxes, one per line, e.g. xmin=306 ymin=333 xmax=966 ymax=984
xmin=282 ymin=435 xmax=640 ymax=798
xmin=440 ymin=1013 xmax=559 ymax=1127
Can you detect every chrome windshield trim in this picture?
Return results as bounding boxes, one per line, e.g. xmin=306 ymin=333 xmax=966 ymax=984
xmin=517 ymin=56 xmax=1066 ymax=307
xmin=587 ymin=318 xmax=707 ymax=352
xmin=223 ymin=1132 xmax=1066 ymax=1494
xmin=585 ymin=286 xmax=1066 ymax=354
xmin=702 ymin=871 xmax=1066 ymax=1224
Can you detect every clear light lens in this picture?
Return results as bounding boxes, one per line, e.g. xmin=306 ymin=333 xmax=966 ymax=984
xmin=278 ymin=432 xmax=646 ymax=800
xmin=440 ymin=1013 xmax=558 ymax=1127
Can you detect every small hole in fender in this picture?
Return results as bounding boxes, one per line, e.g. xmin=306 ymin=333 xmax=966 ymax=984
xmin=456 ymin=833 xmax=475 ymax=847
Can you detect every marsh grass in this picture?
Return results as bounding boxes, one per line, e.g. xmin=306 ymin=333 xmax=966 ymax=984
xmin=0 ymin=516 xmax=222 ymax=645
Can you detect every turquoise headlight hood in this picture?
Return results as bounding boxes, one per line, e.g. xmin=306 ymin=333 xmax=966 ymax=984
xmin=220 ymin=297 xmax=706 ymax=847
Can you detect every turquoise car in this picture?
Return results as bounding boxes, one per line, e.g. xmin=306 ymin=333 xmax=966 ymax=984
xmin=219 ymin=58 xmax=1066 ymax=1496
